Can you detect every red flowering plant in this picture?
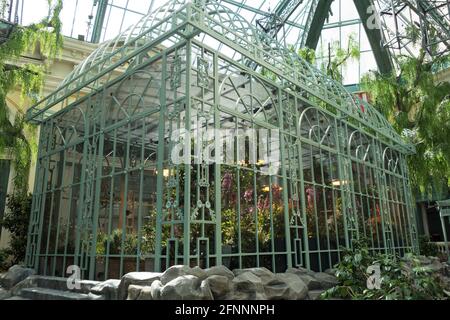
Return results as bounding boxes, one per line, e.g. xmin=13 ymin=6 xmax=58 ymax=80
xmin=219 ymin=166 xmax=287 ymax=252
xmin=303 ymin=187 xmax=345 ymax=242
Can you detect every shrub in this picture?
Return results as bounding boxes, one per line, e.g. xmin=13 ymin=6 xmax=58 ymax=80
xmin=321 ymin=239 xmax=448 ymax=300
xmin=1 ymin=193 xmax=32 ymax=265
xmin=96 ymin=229 xmax=140 ymax=256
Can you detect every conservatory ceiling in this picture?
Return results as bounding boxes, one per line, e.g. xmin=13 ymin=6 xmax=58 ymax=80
xmin=24 ymin=0 xmax=413 ymax=156
xmin=13 ymin=0 xmax=450 ymax=71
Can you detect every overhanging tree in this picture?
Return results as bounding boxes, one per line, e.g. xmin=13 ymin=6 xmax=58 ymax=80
xmin=362 ymin=52 xmax=450 ymax=196
xmin=0 ymin=0 xmax=63 ymax=196
xmin=0 ymin=0 xmax=63 ymax=265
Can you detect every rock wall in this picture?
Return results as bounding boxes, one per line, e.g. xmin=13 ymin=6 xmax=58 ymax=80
xmin=1 ymin=256 xmax=449 ymax=300
xmin=88 ymin=265 xmax=339 ymax=301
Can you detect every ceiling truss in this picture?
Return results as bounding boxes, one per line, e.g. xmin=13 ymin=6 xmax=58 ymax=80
xmin=376 ymin=0 xmax=450 ymax=59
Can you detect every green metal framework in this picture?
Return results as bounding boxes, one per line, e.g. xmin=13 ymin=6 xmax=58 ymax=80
xmin=437 ymin=200 xmax=450 ymax=262
xmin=0 ymin=18 xmax=15 ymax=44
xmin=353 ymin=0 xmax=393 ymax=75
xmin=375 ymin=0 xmax=450 ymax=59
xmin=305 ymin=0 xmax=332 ymax=49
xmin=25 ymin=0 xmax=418 ymax=281
xmin=91 ymin=0 xmax=109 ymax=44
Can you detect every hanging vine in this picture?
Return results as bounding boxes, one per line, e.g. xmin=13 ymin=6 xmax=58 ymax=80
xmin=362 ymin=52 xmax=450 ymax=197
xmin=0 ymin=0 xmax=63 ymax=195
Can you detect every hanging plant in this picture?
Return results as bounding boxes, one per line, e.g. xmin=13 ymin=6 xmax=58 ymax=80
xmin=0 ymin=0 xmax=63 ymax=195
xmin=361 ymin=51 xmax=450 ymax=196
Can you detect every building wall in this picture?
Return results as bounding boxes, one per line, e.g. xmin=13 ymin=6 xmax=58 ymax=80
xmin=0 ymin=38 xmax=98 ymax=250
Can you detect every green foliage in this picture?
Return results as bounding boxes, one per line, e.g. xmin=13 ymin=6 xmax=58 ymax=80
xmin=419 ymin=235 xmax=439 ymax=257
xmin=0 ymin=249 xmax=9 ymax=271
xmin=220 ymin=167 xmax=286 ymax=251
xmin=0 ymin=0 xmax=63 ymax=195
xmin=321 ymin=239 xmax=448 ymax=300
xmin=96 ymin=211 xmax=160 ymax=257
xmin=0 ymin=1 xmax=63 ymax=61
xmin=260 ymin=35 xmax=359 ymax=87
xmin=296 ymin=46 xmax=316 ymax=64
xmin=319 ymin=34 xmax=360 ymax=83
xmin=142 ymin=218 xmax=157 ymax=254
xmin=361 ymin=52 xmax=450 ymax=195
xmin=97 ymin=229 xmax=140 ymax=256
xmin=95 ymin=232 xmax=108 ymax=256
xmin=221 ymin=209 xmax=237 ymax=246
xmin=405 ymin=25 xmax=421 ymax=45
xmin=1 ymin=193 xmax=32 ymax=265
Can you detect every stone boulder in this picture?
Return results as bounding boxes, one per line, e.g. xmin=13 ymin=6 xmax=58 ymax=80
xmin=118 ymin=272 xmax=162 ymax=300
xmin=205 ymin=266 xmax=235 ymax=280
xmin=136 ymin=286 xmax=153 ymax=301
xmin=266 ymin=273 xmax=308 ymax=300
xmin=200 ymin=280 xmax=214 ymax=300
xmin=279 ymin=273 xmax=309 ymax=300
xmin=77 ymin=280 xmax=102 ymax=294
xmin=313 ymin=273 xmax=339 ymax=289
xmin=324 ymin=268 xmax=337 ymax=276
xmin=91 ymin=279 xmax=121 ymax=300
xmin=417 ymin=256 xmax=432 ymax=265
xmin=203 ymin=275 xmax=231 ymax=299
xmin=428 ymin=260 xmax=445 ymax=273
xmin=0 ymin=266 xmax=36 ymax=290
xmin=233 ymin=268 xmax=276 ymax=285
xmin=308 ymin=289 xmax=326 ymax=301
xmin=160 ymin=275 xmax=207 ymax=300
xmin=161 ymin=266 xmax=207 ymax=285
xmin=0 ymin=287 xmax=11 ymax=300
xmin=227 ymin=272 xmax=266 ymax=300
xmin=295 ymin=274 xmax=321 ymax=291
xmin=150 ymin=280 xmax=163 ymax=300
xmin=127 ymin=285 xmax=144 ymax=300
xmin=9 ymin=275 xmax=39 ymax=296
xmin=126 ymin=282 xmax=164 ymax=301
xmin=286 ymin=267 xmax=316 ymax=277
xmin=263 ymin=279 xmax=290 ymax=300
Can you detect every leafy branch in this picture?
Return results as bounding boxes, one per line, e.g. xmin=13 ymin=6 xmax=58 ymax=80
xmin=362 ymin=51 xmax=450 ymax=195
xmin=0 ymin=0 xmax=63 ymax=195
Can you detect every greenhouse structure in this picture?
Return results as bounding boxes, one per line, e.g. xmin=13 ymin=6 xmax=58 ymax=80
xmin=20 ymin=0 xmax=420 ymax=281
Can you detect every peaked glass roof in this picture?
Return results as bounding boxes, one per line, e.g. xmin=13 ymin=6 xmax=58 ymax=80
xmin=19 ymin=0 xmax=316 ymax=43
xmin=10 ymin=0 xmax=450 ymax=83
xmin=24 ymin=0 xmax=413 ymax=155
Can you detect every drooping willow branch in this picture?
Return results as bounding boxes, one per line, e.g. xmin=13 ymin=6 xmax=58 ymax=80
xmin=0 ymin=0 xmax=63 ymax=195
